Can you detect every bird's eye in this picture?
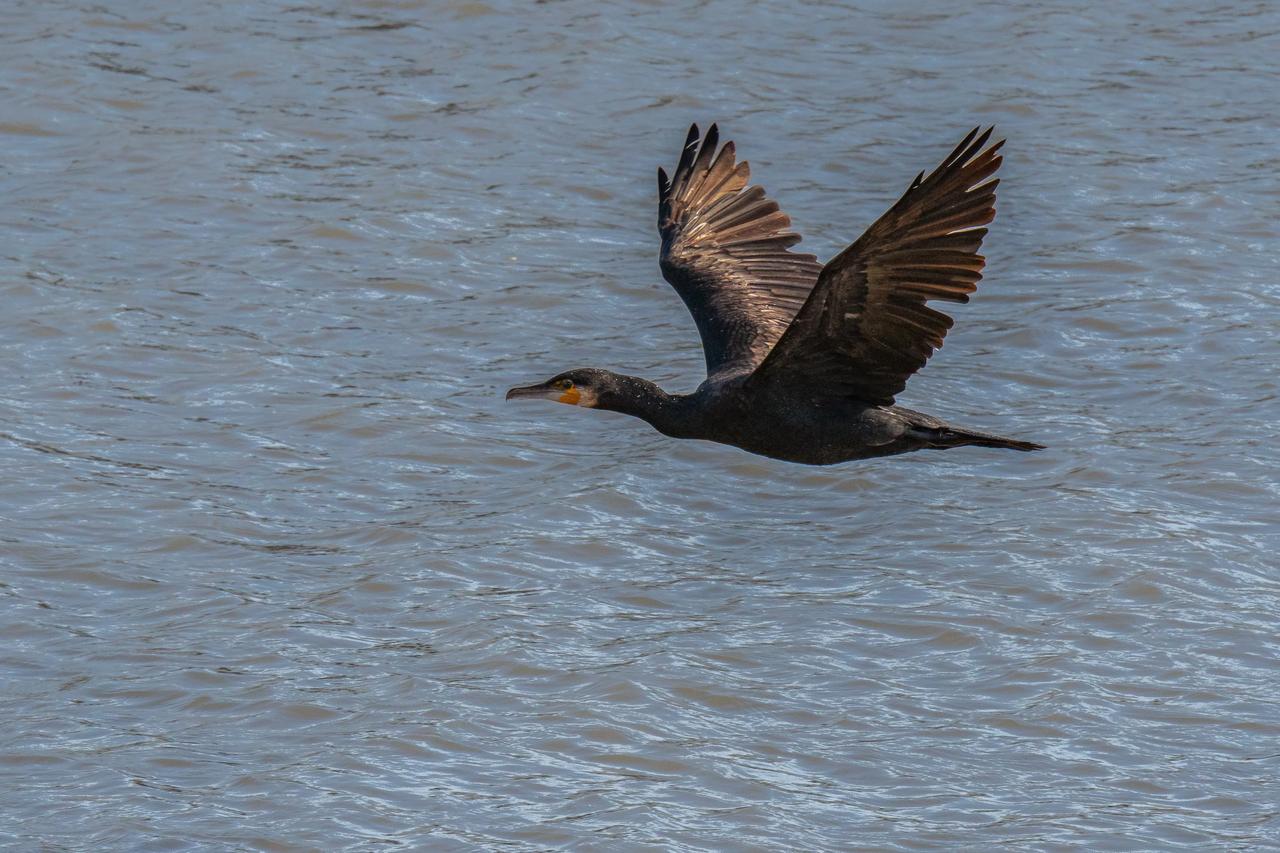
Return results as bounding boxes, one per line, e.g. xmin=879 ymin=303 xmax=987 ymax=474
xmin=558 ymin=379 xmax=573 ymax=390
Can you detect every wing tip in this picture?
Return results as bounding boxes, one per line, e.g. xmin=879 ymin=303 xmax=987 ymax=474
xmin=950 ymin=126 xmax=994 ymax=167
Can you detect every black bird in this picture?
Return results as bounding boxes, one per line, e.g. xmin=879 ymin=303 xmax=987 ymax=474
xmin=507 ymin=124 xmax=1043 ymax=465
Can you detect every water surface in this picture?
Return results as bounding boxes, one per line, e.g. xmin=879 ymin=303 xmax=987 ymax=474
xmin=2 ymin=1 xmax=1278 ymax=849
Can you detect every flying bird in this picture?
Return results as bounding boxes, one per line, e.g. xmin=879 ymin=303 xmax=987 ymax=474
xmin=507 ymin=124 xmax=1043 ymax=465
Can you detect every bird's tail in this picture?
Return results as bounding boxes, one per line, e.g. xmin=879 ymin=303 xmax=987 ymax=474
xmin=920 ymin=424 xmax=1045 ymax=452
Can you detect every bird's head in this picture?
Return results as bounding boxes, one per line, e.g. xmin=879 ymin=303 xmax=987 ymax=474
xmin=505 ymin=368 xmax=617 ymax=408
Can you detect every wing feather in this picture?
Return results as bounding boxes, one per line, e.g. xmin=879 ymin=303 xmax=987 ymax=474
xmin=751 ymin=128 xmax=1004 ymax=405
xmin=658 ymin=123 xmax=824 ymax=378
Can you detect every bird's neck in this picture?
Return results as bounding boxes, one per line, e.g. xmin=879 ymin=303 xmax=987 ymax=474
xmin=599 ymin=375 xmax=697 ymax=438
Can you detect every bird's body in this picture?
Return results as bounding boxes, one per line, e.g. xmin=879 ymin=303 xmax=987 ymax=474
xmin=645 ymin=387 xmax=917 ymax=466
xmin=507 ymin=123 xmax=1043 ymax=465
xmin=545 ymin=368 xmax=1039 ymax=465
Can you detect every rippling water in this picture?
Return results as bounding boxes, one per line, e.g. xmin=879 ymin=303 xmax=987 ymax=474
xmin=2 ymin=1 xmax=1278 ymax=849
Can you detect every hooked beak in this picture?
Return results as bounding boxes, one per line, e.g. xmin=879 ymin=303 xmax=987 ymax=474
xmin=505 ymin=383 xmax=556 ymax=402
xmin=505 ymin=382 xmax=585 ymax=406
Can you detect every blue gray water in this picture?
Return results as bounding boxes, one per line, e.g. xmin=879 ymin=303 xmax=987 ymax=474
xmin=2 ymin=1 xmax=1278 ymax=849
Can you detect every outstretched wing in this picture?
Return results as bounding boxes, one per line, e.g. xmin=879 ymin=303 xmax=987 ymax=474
xmin=659 ymin=123 xmax=824 ymax=378
xmin=750 ymin=127 xmax=1004 ymax=406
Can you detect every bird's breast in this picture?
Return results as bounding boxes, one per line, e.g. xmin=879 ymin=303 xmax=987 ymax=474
xmin=695 ymin=391 xmax=907 ymax=464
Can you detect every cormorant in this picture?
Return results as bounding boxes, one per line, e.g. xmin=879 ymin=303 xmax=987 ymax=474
xmin=507 ymin=123 xmax=1044 ymax=465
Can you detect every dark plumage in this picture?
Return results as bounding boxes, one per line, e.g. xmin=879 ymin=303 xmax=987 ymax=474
xmin=506 ymin=123 xmax=1044 ymax=465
